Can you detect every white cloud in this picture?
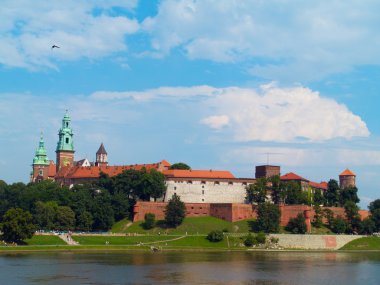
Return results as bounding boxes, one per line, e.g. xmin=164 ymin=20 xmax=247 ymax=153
xmin=0 ymin=0 xmax=139 ymax=69
xmin=201 ymin=115 xmax=229 ymax=129
xmin=91 ymin=84 xmax=369 ymax=143
xmin=144 ymin=0 xmax=380 ymax=81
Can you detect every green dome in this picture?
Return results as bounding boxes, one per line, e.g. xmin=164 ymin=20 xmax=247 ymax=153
xmin=33 ymin=133 xmax=50 ymax=166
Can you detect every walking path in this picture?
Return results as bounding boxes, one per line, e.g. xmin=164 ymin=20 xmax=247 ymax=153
xmin=58 ymin=234 xmax=79 ymax=245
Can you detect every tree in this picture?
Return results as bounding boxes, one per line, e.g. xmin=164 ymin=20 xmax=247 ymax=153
xmin=143 ymin=213 xmax=156 ymax=230
xmin=33 ymin=201 xmax=58 ymax=230
xmin=323 ymin=208 xmax=335 ymax=228
xmin=169 ymin=163 xmax=191 ymax=170
xmin=76 ymin=211 xmax=93 ymax=232
xmin=369 ymin=199 xmax=380 ymax=231
xmin=255 ymin=203 xmax=281 ymax=233
xmin=330 ymin=217 xmax=348 ymax=234
xmin=340 ymin=186 xmax=360 ymax=206
xmin=269 ymin=175 xmax=283 ymax=204
xmin=344 ymin=201 xmax=361 ymax=233
xmin=246 ymin=178 xmax=267 ymax=204
xmin=282 ymin=181 xmax=307 ymax=205
xmin=1 ymin=208 xmax=36 ymax=243
xmin=360 ymin=218 xmax=376 ymax=235
xmin=286 ymin=213 xmax=307 ymax=234
xmin=313 ymin=189 xmax=326 ymax=206
xmin=325 ymin=179 xmax=340 ymax=206
xmin=55 ymin=206 xmax=75 ymax=231
xmin=312 ymin=205 xmax=324 ymax=228
xmin=165 ymin=194 xmax=186 ymax=227
xmin=206 ymin=230 xmax=224 ymax=242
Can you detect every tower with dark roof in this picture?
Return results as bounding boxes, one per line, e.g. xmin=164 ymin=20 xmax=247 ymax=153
xmin=95 ymin=143 xmax=108 ymax=167
xmin=56 ymin=111 xmax=75 ymax=172
xmin=339 ymin=169 xmax=356 ymax=189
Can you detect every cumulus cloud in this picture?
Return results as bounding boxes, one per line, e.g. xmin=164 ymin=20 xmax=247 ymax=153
xmin=144 ymin=0 xmax=380 ymax=81
xmin=91 ymin=84 xmax=369 ymax=143
xmin=0 ymin=0 xmax=139 ymax=69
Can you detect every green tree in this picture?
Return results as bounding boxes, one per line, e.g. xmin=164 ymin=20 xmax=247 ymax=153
xmin=313 ymin=188 xmax=326 ymax=206
xmin=206 ymin=230 xmax=224 ymax=242
xmin=360 ymin=218 xmax=376 ymax=235
xmin=165 ymin=194 xmax=186 ymax=228
xmin=1 ymin=208 xmax=36 ymax=243
xmin=368 ymin=199 xmax=380 ymax=231
xmin=143 ymin=213 xmax=156 ymax=230
xmin=344 ymin=201 xmax=361 ymax=233
xmin=312 ymin=205 xmax=324 ymax=228
xmin=246 ymin=178 xmax=267 ymax=204
xmin=282 ymin=181 xmax=307 ymax=205
xmin=76 ymin=211 xmax=93 ymax=232
xmin=331 ymin=217 xmax=348 ymax=234
xmin=325 ymin=179 xmax=340 ymax=206
xmin=340 ymin=186 xmax=360 ymax=206
xmin=269 ymin=175 xmax=283 ymax=204
xmin=323 ymin=208 xmax=335 ymax=228
xmin=33 ymin=201 xmax=58 ymax=230
xmin=169 ymin=163 xmax=191 ymax=170
xmin=255 ymin=203 xmax=281 ymax=233
xmin=55 ymin=206 xmax=75 ymax=231
xmin=285 ymin=213 xmax=307 ymax=234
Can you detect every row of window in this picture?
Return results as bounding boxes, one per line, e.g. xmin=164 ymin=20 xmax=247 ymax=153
xmin=171 ymin=181 xmax=249 ymax=186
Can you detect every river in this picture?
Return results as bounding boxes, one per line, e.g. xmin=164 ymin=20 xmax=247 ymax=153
xmin=0 ymin=251 xmax=379 ymax=284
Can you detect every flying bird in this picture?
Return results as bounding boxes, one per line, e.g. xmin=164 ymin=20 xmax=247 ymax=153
xmin=51 ymin=45 xmax=60 ymax=49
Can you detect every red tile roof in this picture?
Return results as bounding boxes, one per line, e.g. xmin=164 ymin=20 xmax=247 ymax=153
xmin=56 ymin=161 xmax=167 ymax=179
xmin=280 ymin=172 xmax=309 ymax=182
xmin=339 ymin=169 xmax=356 ymax=176
xmin=309 ymin=181 xmax=328 ymax=191
xmin=163 ymin=169 xmax=235 ymax=179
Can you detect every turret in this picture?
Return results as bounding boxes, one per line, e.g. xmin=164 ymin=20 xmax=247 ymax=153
xmin=56 ymin=110 xmax=75 ymax=172
xmin=95 ymin=143 xmax=108 ymax=167
xmin=339 ymin=169 xmax=356 ymax=189
xmin=31 ymin=132 xmax=50 ymax=182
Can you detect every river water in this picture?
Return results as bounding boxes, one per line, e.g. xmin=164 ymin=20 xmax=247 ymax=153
xmin=0 ymin=251 xmax=379 ymax=285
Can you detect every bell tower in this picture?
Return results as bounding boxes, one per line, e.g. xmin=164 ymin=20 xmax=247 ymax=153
xmin=95 ymin=143 xmax=108 ymax=167
xmin=31 ymin=132 xmax=50 ymax=182
xmin=56 ymin=110 xmax=75 ymax=172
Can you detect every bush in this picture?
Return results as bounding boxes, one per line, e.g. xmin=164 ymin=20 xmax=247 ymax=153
xmin=256 ymin=232 xmax=266 ymax=244
xmin=222 ymin=228 xmax=229 ymax=233
xmin=270 ymin=236 xmax=279 ymax=244
xmin=165 ymin=194 xmax=186 ymax=228
xmin=244 ymin=234 xmax=256 ymax=247
xmin=206 ymin=230 xmax=224 ymax=242
xmin=285 ymin=213 xmax=307 ymax=234
xmin=143 ymin=213 xmax=156 ymax=230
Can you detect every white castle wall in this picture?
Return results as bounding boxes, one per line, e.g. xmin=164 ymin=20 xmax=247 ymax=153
xmin=164 ymin=180 xmax=252 ymax=203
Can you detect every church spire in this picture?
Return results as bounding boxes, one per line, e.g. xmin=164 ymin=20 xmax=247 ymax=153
xmin=96 ymin=143 xmax=108 ymax=166
xmin=33 ymin=132 xmax=50 ymax=165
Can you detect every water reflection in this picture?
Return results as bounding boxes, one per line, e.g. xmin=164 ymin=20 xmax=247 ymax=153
xmin=0 ymin=251 xmax=379 ymax=285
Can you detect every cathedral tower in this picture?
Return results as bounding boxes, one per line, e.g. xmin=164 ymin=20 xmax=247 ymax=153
xmin=95 ymin=143 xmax=108 ymax=167
xmin=56 ymin=111 xmax=75 ymax=172
xmin=31 ymin=133 xmax=50 ymax=182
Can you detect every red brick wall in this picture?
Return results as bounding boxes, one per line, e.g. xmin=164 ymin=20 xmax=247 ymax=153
xmin=133 ymin=202 xmax=369 ymax=226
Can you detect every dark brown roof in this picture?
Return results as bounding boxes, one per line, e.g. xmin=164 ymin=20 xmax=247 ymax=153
xmin=96 ymin=143 xmax=107 ymax=155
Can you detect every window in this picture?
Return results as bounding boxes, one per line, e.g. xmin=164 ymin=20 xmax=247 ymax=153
xmin=202 ymin=199 xmax=204 ymax=202
xmin=187 ymin=181 xmax=192 ymax=184
xmin=228 ymin=181 xmax=233 ymax=185
xmin=242 ymin=182 xmax=247 ymax=186
xmin=202 ymin=185 xmax=204 ymax=189
xmin=202 ymin=190 xmax=204 ymax=195
xmin=214 ymin=181 xmax=220 ymax=185
xmin=39 ymin=170 xmax=43 ymax=176
xmin=174 ymin=186 xmax=177 ymax=190
xmin=65 ymin=137 xmax=69 ymax=144
xmin=201 ymin=181 xmax=206 ymax=184
xmin=66 ymin=122 xmax=68 ymax=127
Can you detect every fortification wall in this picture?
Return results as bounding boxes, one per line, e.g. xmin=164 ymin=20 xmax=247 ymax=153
xmin=164 ymin=180 xmax=249 ymax=203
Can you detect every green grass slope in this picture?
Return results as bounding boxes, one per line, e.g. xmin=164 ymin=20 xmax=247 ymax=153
xmin=340 ymin=237 xmax=380 ymax=250
xmin=112 ymin=216 xmax=255 ymax=234
xmin=24 ymin=235 xmax=67 ymax=245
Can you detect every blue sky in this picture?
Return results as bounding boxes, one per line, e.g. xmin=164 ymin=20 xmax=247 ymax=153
xmin=1 ymin=0 xmax=380 ymax=208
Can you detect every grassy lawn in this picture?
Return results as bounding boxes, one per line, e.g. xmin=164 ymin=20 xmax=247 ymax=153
xmin=340 ymin=237 xmax=380 ymax=250
xmin=114 ymin=216 xmax=256 ymax=235
xmin=72 ymin=235 xmax=176 ymax=245
xmin=24 ymin=235 xmax=67 ymax=245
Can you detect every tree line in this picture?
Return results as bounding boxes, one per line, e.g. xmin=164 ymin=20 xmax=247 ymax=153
xmin=0 ymin=168 xmax=166 ymax=242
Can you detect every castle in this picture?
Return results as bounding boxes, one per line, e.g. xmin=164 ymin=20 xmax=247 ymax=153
xmin=31 ymin=112 xmax=356 ymax=205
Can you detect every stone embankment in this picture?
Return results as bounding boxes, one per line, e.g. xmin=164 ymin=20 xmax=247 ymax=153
xmin=269 ymin=234 xmax=364 ymax=250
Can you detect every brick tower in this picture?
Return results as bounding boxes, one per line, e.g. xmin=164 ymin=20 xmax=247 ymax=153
xmin=339 ymin=169 xmax=356 ymax=189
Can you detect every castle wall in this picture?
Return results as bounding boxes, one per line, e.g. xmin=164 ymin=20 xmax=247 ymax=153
xmin=164 ymin=179 xmax=251 ymax=204
xmin=133 ymin=202 xmax=369 ymax=227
